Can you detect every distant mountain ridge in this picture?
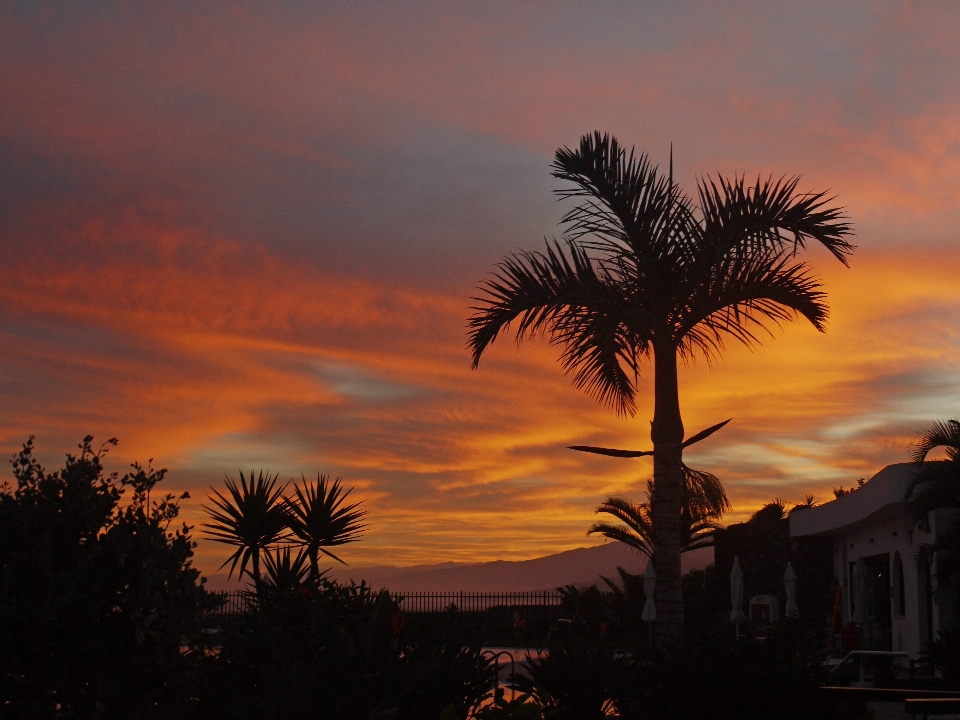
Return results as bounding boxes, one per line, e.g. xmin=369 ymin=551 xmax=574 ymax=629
xmin=204 ymin=543 xmax=714 ymax=592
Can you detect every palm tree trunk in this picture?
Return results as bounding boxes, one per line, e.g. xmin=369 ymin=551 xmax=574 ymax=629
xmin=252 ymin=549 xmax=262 ymax=599
xmin=309 ymin=547 xmax=320 ymax=580
xmin=651 ymin=343 xmax=685 ymax=639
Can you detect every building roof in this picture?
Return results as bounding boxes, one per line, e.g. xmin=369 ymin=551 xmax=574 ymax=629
xmin=789 ymin=463 xmax=916 ymax=538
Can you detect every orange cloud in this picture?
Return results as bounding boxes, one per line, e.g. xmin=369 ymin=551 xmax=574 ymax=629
xmin=5 ymin=215 xmax=960 ymax=574
xmin=4 ymin=1 xmax=960 ymax=575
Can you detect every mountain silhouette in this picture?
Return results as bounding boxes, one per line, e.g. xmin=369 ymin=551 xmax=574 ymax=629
xmin=205 ymin=543 xmax=713 ymax=592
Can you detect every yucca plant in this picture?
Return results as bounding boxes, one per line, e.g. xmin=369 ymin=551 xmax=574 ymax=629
xmin=588 ymin=465 xmax=729 ymax=558
xmin=261 ymin=546 xmax=312 ymax=593
xmin=285 ymin=474 xmax=367 ymax=578
xmin=202 ymin=470 xmax=289 ymax=589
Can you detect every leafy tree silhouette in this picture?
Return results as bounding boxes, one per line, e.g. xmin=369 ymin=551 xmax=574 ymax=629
xmin=0 ymin=436 xmax=208 ymax=718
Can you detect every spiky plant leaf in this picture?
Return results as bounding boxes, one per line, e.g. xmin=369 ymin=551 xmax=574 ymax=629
xmin=285 ymin=473 xmax=367 ymax=577
xmin=201 ymin=470 xmax=288 ymax=581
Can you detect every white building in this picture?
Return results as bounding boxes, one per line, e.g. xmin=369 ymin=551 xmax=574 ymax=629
xmin=789 ymin=463 xmax=958 ymax=657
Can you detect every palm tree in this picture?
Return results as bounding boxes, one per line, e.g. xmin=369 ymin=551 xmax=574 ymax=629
xmin=468 ymin=132 xmax=853 ymax=635
xmin=906 ymin=419 xmax=960 ymax=518
xmin=588 ymin=465 xmax=730 ymax=558
xmin=904 ymin=419 xmax=960 ymax=588
xmin=285 ymin=474 xmax=367 ymax=578
xmin=202 ymin=470 xmax=289 ymax=589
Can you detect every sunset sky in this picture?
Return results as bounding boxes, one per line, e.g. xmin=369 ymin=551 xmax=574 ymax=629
xmin=3 ymin=2 xmax=960 ymax=576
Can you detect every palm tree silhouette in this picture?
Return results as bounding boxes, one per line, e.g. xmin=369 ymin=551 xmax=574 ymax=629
xmin=285 ymin=474 xmax=367 ymax=578
xmin=905 ymin=419 xmax=960 ymax=590
xmin=468 ymin=132 xmax=853 ymax=634
xmin=906 ymin=419 xmax=960 ymax=516
xmin=202 ymin=470 xmax=289 ymax=590
xmin=588 ymin=465 xmax=730 ymax=558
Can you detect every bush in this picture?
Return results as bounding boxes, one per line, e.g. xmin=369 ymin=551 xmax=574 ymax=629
xmin=516 ymin=569 xmax=841 ymax=720
xmin=629 ymin=621 xmax=838 ymax=720
xmin=0 ymin=436 xmax=211 ymax=719
xmin=0 ymin=439 xmax=849 ymax=719
xmin=192 ymin=578 xmax=498 ymax=720
xmin=516 ymin=639 xmax=636 ymax=720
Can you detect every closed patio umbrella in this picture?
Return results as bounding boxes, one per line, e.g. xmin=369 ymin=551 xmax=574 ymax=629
xmin=641 ymin=560 xmax=656 ymax=646
xmin=641 ymin=560 xmax=656 ymax=622
xmin=730 ymin=556 xmax=746 ymax=637
xmin=853 ymin=555 xmax=868 ymax=647
xmin=784 ymin=562 xmax=799 ymax=618
xmin=853 ymin=555 xmax=867 ymax=629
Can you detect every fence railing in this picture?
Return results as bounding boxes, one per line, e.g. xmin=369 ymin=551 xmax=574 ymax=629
xmin=202 ymin=590 xmax=254 ymax=628
xmin=202 ymin=590 xmax=566 ymax=645
xmin=397 ymin=590 xmax=564 ymax=645
xmin=397 ymin=590 xmax=562 ymax=613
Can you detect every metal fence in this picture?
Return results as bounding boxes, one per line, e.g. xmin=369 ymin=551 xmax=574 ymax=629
xmin=397 ymin=590 xmax=562 ymax=613
xmin=203 ymin=590 xmax=566 ymax=645
xmin=397 ymin=591 xmax=565 ymax=645
xmin=203 ymin=590 xmax=253 ymax=628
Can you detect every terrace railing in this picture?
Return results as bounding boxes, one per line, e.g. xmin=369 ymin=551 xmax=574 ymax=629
xmin=396 ymin=590 xmax=564 ymax=645
xmin=202 ymin=589 xmax=565 ymax=646
xmin=202 ymin=590 xmax=253 ymax=628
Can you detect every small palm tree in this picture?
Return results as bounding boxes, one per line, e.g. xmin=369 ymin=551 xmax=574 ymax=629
xmin=589 ymin=496 xmax=656 ymax=558
xmin=261 ymin=546 xmax=312 ymax=593
xmin=904 ymin=419 xmax=960 ymax=588
xmin=906 ymin=419 xmax=960 ymax=519
xmin=202 ymin=470 xmax=289 ymax=588
xmin=791 ymin=495 xmax=818 ymax=512
xmin=588 ymin=465 xmax=729 ymax=557
xmin=285 ymin=474 xmax=367 ymax=578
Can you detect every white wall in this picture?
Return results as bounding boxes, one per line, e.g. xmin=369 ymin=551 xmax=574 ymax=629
xmin=833 ymin=513 xmax=938 ymax=658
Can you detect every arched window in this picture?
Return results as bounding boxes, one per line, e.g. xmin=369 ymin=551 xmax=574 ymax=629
xmin=918 ymin=546 xmax=934 ymax=648
xmin=892 ymin=552 xmax=906 ymax=617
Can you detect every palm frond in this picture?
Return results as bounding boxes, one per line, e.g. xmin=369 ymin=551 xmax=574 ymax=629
xmin=551 ymin=132 xmax=704 ymax=282
xmin=682 ymin=418 xmax=732 ymax=449
xmin=905 ymin=460 xmax=960 ymax=522
xmin=593 ymin=496 xmax=652 ymax=533
xmin=588 ymin=495 xmax=655 ymax=558
xmin=468 ymin=240 xmax=604 ymax=363
xmin=682 ymin=464 xmax=731 ymax=517
xmin=911 ymin=419 xmax=960 ymax=464
xmin=550 ymin=302 xmax=646 ymax=416
xmin=903 ymin=419 xmax=960 ymax=527
xmin=678 ymin=254 xmax=828 ymax=359
xmin=468 ymin=240 xmax=646 ymax=416
xmin=568 ymin=445 xmax=653 ymax=458
xmin=587 ymin=521 xmax=654 ymax=558
xmin=698 ymin=174 xmax=854 ymax=265
xmin=683 ymin=533 xmax=719 ymax=552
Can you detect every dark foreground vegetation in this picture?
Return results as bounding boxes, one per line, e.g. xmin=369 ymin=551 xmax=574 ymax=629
xmin=0 ymin=436 xmax=871 ymax=720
